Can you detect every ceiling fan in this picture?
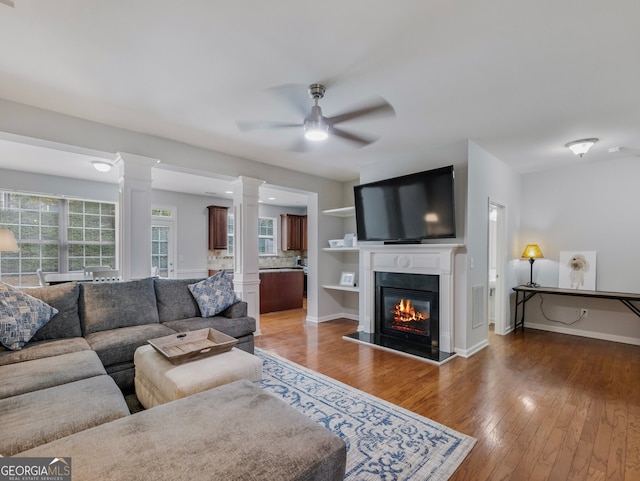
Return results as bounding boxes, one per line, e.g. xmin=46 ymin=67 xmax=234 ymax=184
xmin=237 ymin=83 xmax=395 ymax=152
xmin=0 ymin=0 xmax=15 ymax=7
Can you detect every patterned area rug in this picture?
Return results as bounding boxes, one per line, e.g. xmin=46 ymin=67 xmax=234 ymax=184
xmin=256 ymin=348 xmax=476 ymax=481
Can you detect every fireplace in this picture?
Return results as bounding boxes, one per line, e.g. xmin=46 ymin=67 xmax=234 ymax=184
xmin=343 ymin=244 xmax=460 ymax=365
xmin=375 ymin=272 xmax=439 ymax=350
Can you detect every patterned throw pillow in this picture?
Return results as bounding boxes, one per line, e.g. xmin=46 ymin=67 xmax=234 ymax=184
xmin=0 ymin=282 xmax=59 ymax=351
xmin=188 ymin=270 xmax=239 ymax=318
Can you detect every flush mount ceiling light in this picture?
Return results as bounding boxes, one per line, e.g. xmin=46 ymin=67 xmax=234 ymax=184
xmin=565 ymin=138 xmax=599 ymax=157
xmin=91 ymin=160 xmax=114 ymax=172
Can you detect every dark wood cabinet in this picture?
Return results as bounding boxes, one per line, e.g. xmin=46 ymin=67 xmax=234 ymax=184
xmin=281 ymin=214 xmax=307 ymax=251
xmin=207 ymin=205 xmax=229 ymax=250
xmin=259 ymin=270 xmax=304 ymax=313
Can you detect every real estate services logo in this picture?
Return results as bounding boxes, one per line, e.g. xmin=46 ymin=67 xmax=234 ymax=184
xmin=0 ymin=457 xmax=71 ymax=481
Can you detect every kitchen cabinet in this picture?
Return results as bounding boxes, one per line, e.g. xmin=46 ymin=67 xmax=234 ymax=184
xmin=259 ymin=270 xmax=304 ymax=313
xmin=280 ymin=214 xmax=307 ymax=251
xmin=208 ymin=205 xmax=229 ymax=250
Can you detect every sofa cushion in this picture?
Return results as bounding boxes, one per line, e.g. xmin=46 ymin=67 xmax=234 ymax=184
xmin=0 ymin=337 xmax=91 ymax=366
xmin=0 ymin=350 xmax=106 ymax=399
xmin=162 ymin=315 xmax=256 ymax=339
xmin=188 ymin=271 xmax=239 ymax=317
xmin=154 ymin=278 xmax=203 ymax=323
xmin=221 ymin=300 xmax=247 ymax=318
xmin=27 ymin=282 xmax=82 ymax=341
xmin=80 ymin=278 xmax=159 ymax=335
xmin=0 ymin=282 xmax=58 ymax=350
xmin=0 ymin=375 xmax=130 ymax=456
xmin=19 ymin=380 xmax=347 ymax=481
xmin=85 ymin=323 xmax=176 ymax=368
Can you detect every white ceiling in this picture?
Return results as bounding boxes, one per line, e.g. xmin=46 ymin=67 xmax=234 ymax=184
xmin=0 ymin=0 xmax=639 ymax=191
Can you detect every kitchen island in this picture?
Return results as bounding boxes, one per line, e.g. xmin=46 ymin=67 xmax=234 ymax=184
xmin=259 ymin=268 xmax=304 ymax=314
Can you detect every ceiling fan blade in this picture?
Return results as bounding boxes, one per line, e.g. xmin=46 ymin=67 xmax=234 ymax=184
xmin=0 ymin=0 xmax=15 ymax=7
xmin=326 ymin=98 xmax=395 ymax=126
xmin=266 ymin=84 xmax=311 ymax=118
xmin=288 ymin=138 xmax=312 ymax=153
xmin=331 ymin=127 xmax=378 ymax=147
xmin=236 ymin=120 xmax=302 ymax=132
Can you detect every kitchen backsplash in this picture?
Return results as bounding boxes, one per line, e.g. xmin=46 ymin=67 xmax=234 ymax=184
xmin=207 ymin=250 xmax=306 ymax=271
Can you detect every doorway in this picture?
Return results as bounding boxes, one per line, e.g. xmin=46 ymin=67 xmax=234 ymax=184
xmin=488 ymin=202 xmax=507 ymax=335
xmin=151 ymin=206 xmax=177 ymax=278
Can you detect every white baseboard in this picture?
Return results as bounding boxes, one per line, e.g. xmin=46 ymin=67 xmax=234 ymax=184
xmin=525 ymin=322 xmax=640 ymax=346
xmin=306 ymin=313 xmax=359 ymax=324
xmin=454 ymin=338 xmax=489 ymax=358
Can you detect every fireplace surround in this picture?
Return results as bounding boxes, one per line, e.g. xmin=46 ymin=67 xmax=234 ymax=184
xmin=344 ymin=244 xmax=462 ymax=364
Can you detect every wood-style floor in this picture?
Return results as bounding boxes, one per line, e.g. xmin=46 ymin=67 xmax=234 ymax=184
xmin=255 ymin=308 xmax=640 ymax=481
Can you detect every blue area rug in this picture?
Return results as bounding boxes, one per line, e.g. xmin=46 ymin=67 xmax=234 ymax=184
xmin=256 ymin=348 xmax=476 ymax=481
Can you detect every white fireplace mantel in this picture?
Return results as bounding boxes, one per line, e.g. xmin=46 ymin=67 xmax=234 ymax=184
xmin=358 ymin=244 xmax=463 ymax=353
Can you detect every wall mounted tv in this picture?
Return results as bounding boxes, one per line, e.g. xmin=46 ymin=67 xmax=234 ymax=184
xmin=354 ymin=165 xmax=456 ymax=242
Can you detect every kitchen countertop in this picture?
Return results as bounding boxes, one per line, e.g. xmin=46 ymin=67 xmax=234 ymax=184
xmin=259 ymin=267 xmax=304 ymax=273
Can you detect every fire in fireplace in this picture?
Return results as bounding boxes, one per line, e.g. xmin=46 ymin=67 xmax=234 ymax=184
xmin=375 ymin=272 xmax=439 ymax=349
xmin=391 ymin=298 xmax=430 ymax=333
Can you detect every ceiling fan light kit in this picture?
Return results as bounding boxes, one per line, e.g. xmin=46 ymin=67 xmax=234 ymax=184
xmin=565 ymin=138 xmax=598 ymax=157
xmin=236 ymin=82 xmax=395 ymax=151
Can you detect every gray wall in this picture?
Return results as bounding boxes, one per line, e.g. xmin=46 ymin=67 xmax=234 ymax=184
xmin=0 ymin=99 xmax=347 ymax=322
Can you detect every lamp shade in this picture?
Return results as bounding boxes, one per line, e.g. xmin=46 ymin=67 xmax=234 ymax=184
xmin=0 ymin=228 xmax=19 ymax=252
xmin=522 ymin=244 xmax=543 ymax=259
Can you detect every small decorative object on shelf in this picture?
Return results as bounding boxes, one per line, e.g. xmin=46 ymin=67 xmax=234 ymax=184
xmin=343 ymin=233 xmax=356 ymax=247
xmin=339 ymin=271 xmax=356 ymax=287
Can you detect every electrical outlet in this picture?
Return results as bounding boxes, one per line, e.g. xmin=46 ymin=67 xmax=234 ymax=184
xmin=580 ymin=308 xmax=588 ymax=318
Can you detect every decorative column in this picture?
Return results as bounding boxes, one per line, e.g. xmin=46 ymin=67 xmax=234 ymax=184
xmin=117 ymin=152 xmax=160 ymax=280
xmin=231 ymin=176 xmax=264 ymax=335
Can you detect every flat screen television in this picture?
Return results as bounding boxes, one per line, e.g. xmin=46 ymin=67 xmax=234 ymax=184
xmin=354 ymin=165 xmax=456 ymax=242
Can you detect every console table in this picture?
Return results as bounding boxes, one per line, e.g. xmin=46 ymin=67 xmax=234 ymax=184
xmin=512 ymin=285 xmax=640 ymax=331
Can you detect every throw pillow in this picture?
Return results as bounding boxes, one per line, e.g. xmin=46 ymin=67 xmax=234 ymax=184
xmin=0 ymin=282 xmax=59 ymax=351
xmin=188 ymin=270 xmax=239 ymax=318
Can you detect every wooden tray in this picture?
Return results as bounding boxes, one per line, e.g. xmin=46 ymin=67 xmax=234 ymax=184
xmin=147 ymin=328 xmax=237 ymax=365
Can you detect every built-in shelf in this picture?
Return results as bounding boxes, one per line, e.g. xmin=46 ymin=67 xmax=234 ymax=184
xmin=322 ymin=284 xmax=360 ymax=293
xmin=322 ymin=247 xmax=359 ymax=252
xmin=322 ymin=206 xmax=355 ymax=217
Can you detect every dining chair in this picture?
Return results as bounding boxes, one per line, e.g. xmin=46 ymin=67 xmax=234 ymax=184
xmin=36 ymin=268 xmax=47 ymax=287
xmin=92 ymin=269 xmax=121 ymax=282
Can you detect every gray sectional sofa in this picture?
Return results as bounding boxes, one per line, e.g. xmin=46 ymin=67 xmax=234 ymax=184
xmin=0 ymin=277 xmax=255 ymax=392
xmin=0 ymin=277 xmax=347 ymax=480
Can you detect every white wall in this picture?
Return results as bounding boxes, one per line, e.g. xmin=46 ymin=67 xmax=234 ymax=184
xmin=0 ymin=168 xmax=118 ymax=203
xmin=519 ymin=155 xmax=640 ymax=344
xmin=464 ymin=141 xmax=522 ymax=354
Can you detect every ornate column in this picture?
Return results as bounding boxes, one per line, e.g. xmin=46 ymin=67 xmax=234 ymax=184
xmin=231 ymin=176 xmax=264 ymax=334
xmin=117 ymin=152 xmax=159 ymax=280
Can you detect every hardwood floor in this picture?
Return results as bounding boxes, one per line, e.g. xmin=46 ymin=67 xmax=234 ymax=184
xmin=256 ymin=308 xmax=640 ymax=481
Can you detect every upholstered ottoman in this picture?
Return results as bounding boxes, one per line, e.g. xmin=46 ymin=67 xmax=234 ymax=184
xmin=134 ymin=344 xmax=263 ymax=408
xmin=21 ymin=380 xmax=347 ymax=481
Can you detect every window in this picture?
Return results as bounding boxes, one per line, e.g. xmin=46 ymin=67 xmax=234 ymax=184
xmin=258 ymin=217 xmax=276 ymax=255
xmin=226 ymin=215 xmax=277 ymax=256
xmin=0 ymin=192 xmax=116 ymax=286
xmin=227 ymin=213 xmax=234 ymax=256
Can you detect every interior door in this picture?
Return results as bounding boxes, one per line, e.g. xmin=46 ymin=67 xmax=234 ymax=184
xmin=151 ymin=221 xmax=175 ymax=278
xmin=488 ymin=202 xmax=507 ymax=335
